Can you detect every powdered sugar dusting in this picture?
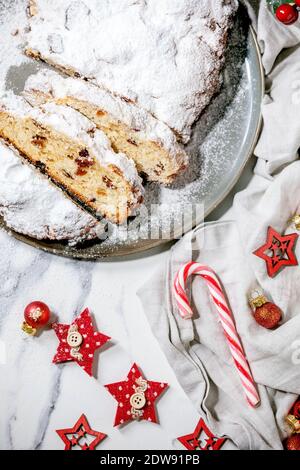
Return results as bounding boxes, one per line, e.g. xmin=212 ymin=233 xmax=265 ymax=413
xmin=0 ymin=93 xmax=143 ymax=190
xmin=90 ymin=11 xmax=256 ymax=253
xmin=24 ymin=69 xmax=188 ymax=167
xmin=0 ymin=0 xmax=107 ymax=245
xmin=26 ymin=0 xmax=238 ymax=143
xmin=0 ymin=1 xmax=260 ymax=256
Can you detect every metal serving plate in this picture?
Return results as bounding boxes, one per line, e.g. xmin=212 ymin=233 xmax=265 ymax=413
xmin=0 ymin=7 xmax=264 ymax=260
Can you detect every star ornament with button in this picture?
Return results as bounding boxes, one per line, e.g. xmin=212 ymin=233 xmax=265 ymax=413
xmin=52 ymin=308 xmax=110 ymax=376
xmin=253 ymin=226 xmax=298 ymax=278
xmin=177 ymin=418 xmax=226 ymax=451
xmin=104 ymin=363 xmax=168 ymax=426
xmin=56 ymin=414 xmax=106 ymax=450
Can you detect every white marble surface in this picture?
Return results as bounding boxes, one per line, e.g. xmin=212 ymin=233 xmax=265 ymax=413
xmin=0 ymin=230 xmax=199 ymax=450
xmin=0 ymin=157 xmax=255 ymax=450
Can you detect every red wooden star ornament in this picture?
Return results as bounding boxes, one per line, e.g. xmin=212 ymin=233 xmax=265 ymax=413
xmin=56 ymin=414 xmax=106 ymax=450
xmin=105 ymin=363 xmax=168 ymax=426
xmin=177 ymin=418 xmax=226 ymax=451
xmin=253 ymin=226 xmax=298 ymax=278
xmin=52 ymin=308 xmax=110 ymax=376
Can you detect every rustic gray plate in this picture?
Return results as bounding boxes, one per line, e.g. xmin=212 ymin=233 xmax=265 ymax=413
xmin=0 ymin=6 xmax=264 ymax=260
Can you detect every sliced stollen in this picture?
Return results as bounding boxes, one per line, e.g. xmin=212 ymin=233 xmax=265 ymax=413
xmin=0 ymin=93 xmax=144 ymax=224
xmin=0 ymin=141 xmax=105 ymax=246
xmin=25 ymin=0 xmax=238 ymax=143
xmin=24 ymin=70 xmax=188 ymax=184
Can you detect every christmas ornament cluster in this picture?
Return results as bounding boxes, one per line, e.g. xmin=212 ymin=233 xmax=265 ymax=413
xmin=284 ymin=400 xmax=300 ymax=450
xmin=172 ymin=216 xmax=300 ymax=450
xmin=22 ymin=306 xmax=167 ymax=424
xmin=21 ymin=213 xmax=300 ymax=450
xmin=21 ymin=303 xmax=225 ymax=450
xmin=268 ymin=0 xmax=300 ymax=25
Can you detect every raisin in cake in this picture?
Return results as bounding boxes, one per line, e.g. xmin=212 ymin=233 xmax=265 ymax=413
xmin=24 ymin=69 xmax=188 ymax=184
xmin=0 ymin=141 xmax=105 ymax=245
xmin=0 ymin=93 xmax=143 ymax=224
xmin=25 ymin=0 xmax=238 ymax=143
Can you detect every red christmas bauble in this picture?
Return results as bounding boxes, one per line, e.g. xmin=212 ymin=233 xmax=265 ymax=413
xmin=24 ymin=301 xmax=50 ymax=328
xmin=292 ymin=401 xmax=300 ymax=420
xmin=295 ymin=0 xmax=300 ymax=7
xmin=284 ymin=434 xmax=300 ymax=451
xmin=254 ymin=302 xmax=282 ymax=329
xmin=276 ymin=4 xmax=298 ymax=25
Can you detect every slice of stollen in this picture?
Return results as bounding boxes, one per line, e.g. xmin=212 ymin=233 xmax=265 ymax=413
xmin=24 ymin=69 xmax=188 ymax=184
xmin=0 ymin=140 xmax=105 ymax=246
xmin=0 ymin=93 xmax=144 ymax=224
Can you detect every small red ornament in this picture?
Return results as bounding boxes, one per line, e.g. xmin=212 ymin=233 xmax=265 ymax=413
xmin=284 ymin=434 xmax=300 ymax=451
xmin=276 ymin=4 xmax=298 ymax=25
xmin=253 ymin=226 xmax=298 ymax=278
xmin=177 ymin=418 xmax=226 ymax=451
xmin=284 ymin=405 xmax=300 ymax=449
xmin=105 ymin=363 xmax=168 ymax=427
xmin=22 ymin=301 xmax=50 ymax=335
xmin=292 ymin=400 xmax=300 ymax=420
xmin=248 ymin=289 xmax=282 ymax=329
xmin=52 ymin=308 xmax=110 ymax=376
xmin=56 ymin=414 xmax=106 ymax=450
xmin=295 ymin=0 xmax=300 ymax=7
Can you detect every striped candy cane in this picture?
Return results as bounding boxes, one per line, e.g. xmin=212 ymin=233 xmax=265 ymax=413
xmin=173 ymin=262 xmax=260 ymax=408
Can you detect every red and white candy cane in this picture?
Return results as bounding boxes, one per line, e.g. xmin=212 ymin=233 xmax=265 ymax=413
xmin=173 ymin=262 xmax=260 ymax=408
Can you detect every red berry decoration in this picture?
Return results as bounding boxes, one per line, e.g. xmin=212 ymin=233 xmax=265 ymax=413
xmin=249 ymin=289 xmax=282 ymax=329
xmin=22 ymin=301 xmax=51 ymax=335
xmin=284 ymin=434 xmax=300 ymax=451
xmin=295 ymin=0 xmax=300 ymax=7
xmin=276 ymin=4 xmax=298 ymax=25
